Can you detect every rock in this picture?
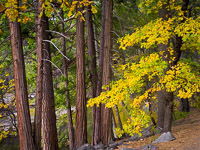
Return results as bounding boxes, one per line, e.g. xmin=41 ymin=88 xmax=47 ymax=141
xmin=93 ymin=144 xmax=104 ymax=150
xmin=129 ymin=134 xmax=139 ymax=141
xmin=109 ymin=142 xmax=118 ymax=148
xmin=121 ymin=147 xmax=137 ymax=150
xmin=77 ymin=144 xmax=95 ymax=150
xmin=128 ymin=126 xmax=153 ymax=142
xmin=139 ymin=144 xmax=158 ymax=150
xmin=140 ymin=129 xmax=153 ymax=139
xmin=153 ymin=132 xmax=176 ymax=143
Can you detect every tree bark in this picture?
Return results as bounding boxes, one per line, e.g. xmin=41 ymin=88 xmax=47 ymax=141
xmin=33 ymin=0 xmax=43 ymax=149
xmin=157 ymin=0 xmax=189 ymax=132
xmin=41 ymin=13 xmax=59 ymax=150
xmin=9 ymin=18 xmax=35 ymax=150
xmin=86 ymin=4 xmax=99 ymax=146
xmin=114 ymin=105 xmax=123 ymax=131
xmin=163 ymin=92 xmax=173 ymax=132
xmin=75 ymin=3 xmax=87 ymax=148
xmin=61 ymin=10 xmax=75 ymax=150
xmin=101 ymin=0 xmax=113 ymax=145
xmin=112 ymin=111 xmax=118 ymax=139
xmin=180 ymin=98 xmax=190 ymax=112
xmin=157 ymin=3 xmax=171 ymax=131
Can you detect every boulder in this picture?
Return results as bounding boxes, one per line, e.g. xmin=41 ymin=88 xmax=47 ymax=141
xmin=139 ymin=144 xmax=158 ymax=150
xmin=93 ymin=144 xmax=104 ymax=150
xmin=153 ymin=132 xmax=176 ymax=144
xmin=77 ymin=144 xmax=95 ymax=150
xmin=109 ymin=142 xmax=119 ymax=149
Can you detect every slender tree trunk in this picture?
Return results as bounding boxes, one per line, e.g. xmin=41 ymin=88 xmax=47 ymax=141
xmin=86 ymin=4 xmax=99 ymax=146
xmin=92 ymin=0 xmax=108 ymax=145
xmin=33 ymin=0 xmax=43 ymax=149
xmin=75 ymin=3 xmax=87 ymax=148
xmin=114 ymin=105 xmax=123 ymax=131
xmin=41 ymin=12 xmax=59 ymax=150
xmin=121 ymin=101 xmax=129 ymax=114
xmin=101 ymin=0 xmax=113 ymax=145
xmin=112 ymin=111 xmax=118 ymax=139
xmin=61 ymin=10 xmax=75 ymax=150
xmin=9 ymin=18 xmax=35 ymax=150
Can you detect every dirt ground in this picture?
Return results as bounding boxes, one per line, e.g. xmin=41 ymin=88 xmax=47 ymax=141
xmin=117 ymin=109 xmax=200 ymax=150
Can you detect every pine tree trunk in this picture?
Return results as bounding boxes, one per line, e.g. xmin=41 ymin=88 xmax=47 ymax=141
xmin=41 ymin=14 xmax=59 ymax=150
xmin=61 ymin=10 xmax=75 ymax=150
xmin=101 ymin=0 xmax=113 ymax=145
xmin=75 ymin=3 xmax=87 ymax=148
xmin=86 ymin=4 xmax=99 ymax=146
xmin=34 ymin=0 xmax=43 ymax=149
xmin=9 ymin=18 xmax=35 ymax=150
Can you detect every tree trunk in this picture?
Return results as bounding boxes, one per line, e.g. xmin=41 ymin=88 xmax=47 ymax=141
xmin=41 ymin=13 xmax=59 ymax=150
xmin=114 ymin=105 xmax=123 ymax=131
xmin=61 ymin=10 xmax=75 ymax=150
xmin=157 ymin=0 xmax=189 ymax=132
xmin=157 ymin=89 xmax=166 ymax=130
xmin=112 ymin=111 xmax=118 ymax=139
xmin=101 ymin=0 xmax=113 ymax=145
xmin=86 ymin=4 xmax=99 ymax=146
xmin=163 ymin=92 xmax=173 ymax=132
xmin=180 ymin=98 xmax=190 ymax=112
xmin=75 ymin=3 xmax=87 ymax=148
xmin=9 ymin=18 xmax=35 ymax=150
xmin=33 ymin=0 xmax=43 ymax=149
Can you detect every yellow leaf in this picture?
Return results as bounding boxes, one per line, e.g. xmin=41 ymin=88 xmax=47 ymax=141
xmin=91 ymin=5 xmax=97 ymax=14
xmin=0 ymin=3 xmax=4 ymax=12
xmin=0 ymin=29 xmax=3 ymax=34
xmin=18 ymin=18 xmax=21 ymax=22
xmin=20 ymin=5 xmax=27 ymax=11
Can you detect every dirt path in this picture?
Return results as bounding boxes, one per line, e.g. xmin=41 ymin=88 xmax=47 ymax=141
xmin=117 ymin=110 xmax=200 ymax=150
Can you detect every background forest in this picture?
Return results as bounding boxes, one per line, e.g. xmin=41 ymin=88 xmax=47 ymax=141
xmin=0 ymin=0 xmax=200 ymax=150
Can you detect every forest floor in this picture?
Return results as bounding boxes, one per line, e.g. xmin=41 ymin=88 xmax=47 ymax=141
xmin=117 ymin=109 xmax=200 ymax=150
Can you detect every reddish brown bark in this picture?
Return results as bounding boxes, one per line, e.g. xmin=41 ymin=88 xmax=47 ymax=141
xmin=41 ymin=12 xmax=59 ymax=150
xmin=61 ymin=10 xmax=75 ymax=150
xmin=33 ymin=0 xmax=43 ymax=149
xmin=9 ymin=19 xmax=35 ymax=150
xmin=101 ymin=0 xmax=113 ymax=145
xmin=75 ymin=3 xmax=87 ymax=148
xmin=85 ymin=4 xmax=100 ymax=146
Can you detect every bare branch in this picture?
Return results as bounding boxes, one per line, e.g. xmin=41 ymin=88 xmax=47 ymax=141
xmin=45 ymin=30 xmax=73 ymax=42
xmin=43 ymin=40 xmax=70 ymax=61
xmin=42 ymin=59 xmax=63 ymax=74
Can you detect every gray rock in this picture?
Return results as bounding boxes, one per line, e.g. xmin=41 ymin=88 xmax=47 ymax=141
xmin=129 ymin=134 xmax=139 ymax=141
xmin=141 ymin=129 xmax=152 ymax=139
xmin=77 ymin=144 xmax=95 ymax=150
xmin=121 ymin=147 xmax=137 ymax=150
xmin=140 ymin=144 xmax=158 ymax=150
xmin=128 ymin=126 xmax=153 ymax=142
xmin=93 ymin=144 xmax=104 ymax=150
xmin=153 ymin=132 xmax=176 ymax=143
xmin=108 ymin=142 xmax=118 ymax=148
